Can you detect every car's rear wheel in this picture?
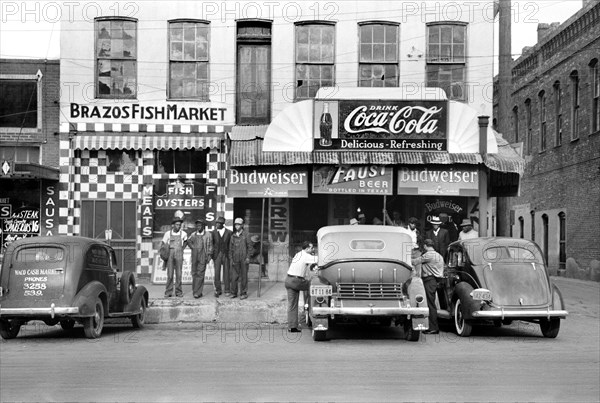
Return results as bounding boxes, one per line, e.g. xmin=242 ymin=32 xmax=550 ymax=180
xmin=0 ymin=320 xmax=22 ymax=340
xmin=404 ymin=319 xmax=421 ymax=342
xmin=312 ymin=328 xmax=327 ymax=341
xmin=60 ymin=319 xmax=75 ymax=330
xmin=454 ymin=298 xmax=473 ymax=337
xmin=120 ymin=271 xmax=136 ymax=305
xmin=540 ymin=318 xmax=560 ymax=338
xmin=83 ymin=297 xmax=104 ymax=339
xmin=131 ymin=297 xmax=147 ymax=329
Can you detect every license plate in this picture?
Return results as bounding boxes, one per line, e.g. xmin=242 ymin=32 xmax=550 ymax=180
xmin=471 ymin=289 xmax=492 ymax=301
xmin=310 ymin=285 xmax=332 ymax=297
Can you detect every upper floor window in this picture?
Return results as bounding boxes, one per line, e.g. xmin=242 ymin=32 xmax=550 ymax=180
xmin=570 ymin=70 xmax=580 ymax=140
xmin=591 ymin=59 xmax=599 ymax=133
xmin=426 ymin=22 xmax=466 ymax=101
xmin=0 ymin=146 xmax=40 ymax=163
xmin=96 ymin=17 xmax=137 ymax=99
xmin=358 ymin=22 xmax=399 ymax=87
xmin=0 ymin=75 xmax=41 ymax=130
xmin=539 ymin=90 xmax=547 ymax=152
xmin=154 ymin=149 xmax=208 ymax=174
xmin=525 ymin=98 xmax=532 ymax=154
xmin=512 ymin=106 xmax=519 ymax=143
xmin=169 ymin=20 xmax=210 ymax=100
xmin=295 ymin=22 xmax=335 ymax=100
xmin=554 ymin=81 xmax=562 ymax=146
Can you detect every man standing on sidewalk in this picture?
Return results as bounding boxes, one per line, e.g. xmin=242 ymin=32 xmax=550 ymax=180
xmin=411 ymin=238 xmax=444 ymax=335
xmin=188 ymin=219 xmax=212 ymax=299
xmin=229 ymin=217 xmax=252 ymax=300
xmin=211 ymin=216 xmax=232 ymax=298
xmin=161 ymin=216 xmax=188 ymax=298
xmin=285 ymin=241 xmax=318 ymax=333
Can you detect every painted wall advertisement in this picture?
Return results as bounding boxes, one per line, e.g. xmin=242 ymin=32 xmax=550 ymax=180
xmin=313 ymin=165 xmax=393 ymax=195
xmin=396 ymin=166 xmax=478 ymax=196
xmin=228 ymin=167 xmax=309 ymax=198
xmin=313 ymin=100 xmax=448 ymax=151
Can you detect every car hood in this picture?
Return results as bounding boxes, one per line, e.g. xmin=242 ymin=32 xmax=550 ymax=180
xmin=480 ymin=262 xmax=550 ymax=307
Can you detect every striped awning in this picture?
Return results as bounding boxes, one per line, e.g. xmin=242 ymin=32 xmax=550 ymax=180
xmin=73 ymin=134 xmax=225 ymax=150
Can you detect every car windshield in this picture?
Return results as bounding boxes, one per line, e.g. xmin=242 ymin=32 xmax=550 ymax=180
xmin=16 ymin=246 xmax=64 ymax=263
xmin=477 ymin=245 xmax=544 ymax=265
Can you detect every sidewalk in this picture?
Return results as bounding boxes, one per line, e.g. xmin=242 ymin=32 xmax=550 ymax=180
xmin=140 ymin=278 xmax=289 ymax=325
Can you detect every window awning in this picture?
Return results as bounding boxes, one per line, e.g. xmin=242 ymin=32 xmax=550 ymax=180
xmin=73 ymin=134 xmax=225 ymax=150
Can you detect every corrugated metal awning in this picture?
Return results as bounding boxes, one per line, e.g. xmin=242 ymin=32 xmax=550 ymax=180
xmin=230 ymin=139 xmax=311 ymax=166
xmin=73 ymin=134 xmax=225 ymax=150
xmin=230 ymin=125 xmax=269 ymax=141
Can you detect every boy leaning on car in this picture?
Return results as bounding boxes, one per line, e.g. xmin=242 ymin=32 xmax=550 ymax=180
xmin=412 ymin=239 xmax=444 ymax=335
xmin=285 ymin=241 xmax=318 ymax=333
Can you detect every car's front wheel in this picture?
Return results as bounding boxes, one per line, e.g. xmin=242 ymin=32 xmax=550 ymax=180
xmin=131 ymin=297 xmax=147 ymax=329
xmin=0 ymin=320 xmax=22 ymax=340
xmin=83 ymin=297 xmax=104 ymax=339
xmin=454 ymin=298 xmax=473 ymax=337
xmin=540 ymin=318 xmax=560 ymax=338
xmin=404 ymin=319 xmax=421 ymax=342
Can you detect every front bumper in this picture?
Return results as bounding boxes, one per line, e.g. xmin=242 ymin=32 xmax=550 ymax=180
xmin=312 ymin=306 xmax=429 ymax=316
xmin=0 ymin=304 xmax=79 ymax=319
xmin=471 ymin=308 xmax=568 ymax=320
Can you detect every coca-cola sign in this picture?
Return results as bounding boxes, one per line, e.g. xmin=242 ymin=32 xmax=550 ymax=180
xmin=314 ymin=100 xmax=448 ymax=151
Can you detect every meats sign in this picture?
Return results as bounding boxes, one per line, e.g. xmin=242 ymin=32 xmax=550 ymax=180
xmin=314 ymin=100 xmax=448 ymax=151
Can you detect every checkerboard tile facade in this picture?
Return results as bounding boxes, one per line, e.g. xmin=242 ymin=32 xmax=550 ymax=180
xmin=58 ymin=136 xmax=229 ymax=276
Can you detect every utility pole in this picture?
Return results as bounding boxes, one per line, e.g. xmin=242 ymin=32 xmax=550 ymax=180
xmin=496 ymin=0 xmax=512 ymax=236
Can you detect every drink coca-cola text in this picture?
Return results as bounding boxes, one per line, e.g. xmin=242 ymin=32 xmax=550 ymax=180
xmin=343 ymin=105 xmax=442 ymax=135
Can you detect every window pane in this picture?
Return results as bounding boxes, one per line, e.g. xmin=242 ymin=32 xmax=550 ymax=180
xmin=0 ymin=80 xmax=38 ymax=128
xmin=124 ymin=201 xmax=137 ymax=239
xmin=361 ymin=25 xmax=372 ymax=44
xmin=428 ymin=26 xmax=440 ymax=43
xmin=372 ymin=25 xmax=384 ymax=43
xmin=110 ymin=201 xmax=123 ymax=239
xmin=95 ymin=201 xmax=108 ymax=239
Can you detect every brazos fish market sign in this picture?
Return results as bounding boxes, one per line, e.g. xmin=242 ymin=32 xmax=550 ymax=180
xmin=313 ymin=165 xmax=393 ymax=195
xmin=229 ymin=167 xmax=308 ymax=198
xmin=314 ymin=100 xmax=448 ymax=151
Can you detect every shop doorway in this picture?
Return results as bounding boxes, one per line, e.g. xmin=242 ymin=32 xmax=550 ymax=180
xmin=80 ymin=199 xmax=137 ymax=272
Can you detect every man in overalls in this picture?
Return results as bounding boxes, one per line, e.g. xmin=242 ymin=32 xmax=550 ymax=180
xmin=162 ymin=216 xmax=188 ymax=298
xmin=188 ymin=218 xmax=213 ymax=298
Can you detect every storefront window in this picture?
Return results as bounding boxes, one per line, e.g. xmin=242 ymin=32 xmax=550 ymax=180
xmin=95 ymin=17 xmax=137 ymax=98
xmin=154 ymin=149 xmax=208 ymax=174
xmin=169 ymin=20 xmax=210 ymax=100
xmin=0 ymin=179 xmax=41 ymax=254
xmin=295 ymin=22 xmax=335 ymax=100
xmin=106 ymin=150 xmax=138 ymax=173
xmin=0 ymin=80 xmax=38 ymax=128
xmin=358 ymin=22 xmax=399 ymax=87
xmin=426 ymin=23 xmax=467 ymax=101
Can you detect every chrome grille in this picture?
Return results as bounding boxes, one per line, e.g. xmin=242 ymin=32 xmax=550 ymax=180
xmin=337 ymin=283 xmax=404 ymax=299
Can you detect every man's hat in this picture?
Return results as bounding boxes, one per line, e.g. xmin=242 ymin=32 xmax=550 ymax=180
xmin=460 ymin=219 xmax=473 ymax=227
xmin=215 ymin=216 xmax=225 ymax=224
xmin=350 ymin=218 xmax=359 ymax=225
xmin=358 ymin=213 xmax=366 ymax=219
xmin=195 ymin=219 xmax=205 ymax=225
xmin=234 ymin=217 xmax=244 ymax=225
xmin=172 ymin=216 xmax=183 ymax=224
xmin=428 ymin=216 xmax=442 ymax=225
xmin=251 ymin=235 xmax=260 ymax=243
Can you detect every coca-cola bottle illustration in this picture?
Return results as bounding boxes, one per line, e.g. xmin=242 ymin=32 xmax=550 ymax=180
xmin=319 ymin=102 xmax=333 ymax=147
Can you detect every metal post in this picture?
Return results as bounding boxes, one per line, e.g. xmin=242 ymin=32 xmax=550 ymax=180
xmin=479 ymin=116 xmax=489 ymax=237
xmin=257 ymin=198 xmax=265 ymax=298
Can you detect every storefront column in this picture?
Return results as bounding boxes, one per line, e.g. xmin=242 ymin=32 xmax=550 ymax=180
xmin=478 ymin=116 xmax=489 ymax=237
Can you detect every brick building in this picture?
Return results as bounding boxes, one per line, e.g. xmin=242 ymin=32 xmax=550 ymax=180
xmin=0 ymin=59 xmax=61 ymax=255
xmin=494 ymin=1 xmax=600 ymax=278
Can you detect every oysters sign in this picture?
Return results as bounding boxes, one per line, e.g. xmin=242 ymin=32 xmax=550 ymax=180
xmin=314 ymin=100 xmax=448 ymax=151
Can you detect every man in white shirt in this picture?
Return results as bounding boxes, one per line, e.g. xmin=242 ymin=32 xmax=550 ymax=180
xmin=161 ymin=216 xmax=188 ymax=298
xmin=458 ymin=219 xmax=479 ymax=240
xmin=285 ymin=241 xmax=318 ymax=333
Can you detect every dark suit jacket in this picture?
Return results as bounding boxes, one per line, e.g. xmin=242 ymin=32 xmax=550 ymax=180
xmin=211 ymin=228 xmax=232 ymax=260
xmin=425 ymin=228 xmax=450 ymax=257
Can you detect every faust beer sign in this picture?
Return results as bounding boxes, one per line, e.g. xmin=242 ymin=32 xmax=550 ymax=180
xmin=314 ymin=100 xmax=448 ymax=151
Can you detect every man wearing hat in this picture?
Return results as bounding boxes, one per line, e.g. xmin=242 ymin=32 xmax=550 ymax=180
xmin=210 ymin=217 xmax=232 ymax=298
xmin=458 ymin=218 xmax=479 ymax=240
xmin=229 ymin=217 xmax=252 ymax=299
xmin=357 ymin=212 xmax=367 ymax=225
xmin=411 ymin=238 xmax=444 ymax=335
xmin=188 ymin=219 xmax=213 ymax=298
xmin=425 ymin=216 xmax=450 ymax=258
xmin=161 ymin=216 xmax=188 ymax=298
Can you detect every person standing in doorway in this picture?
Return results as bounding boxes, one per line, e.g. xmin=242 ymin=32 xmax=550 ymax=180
xmin=412 ymin=239 xmax=444 ymax=335
xmin=458 ymin=219 xmax=479 ymax=240
xmin=161 ymin=216 xmax=188 ymax=298
xmin=425 ymin=216 xmax=450 ymax=258
xmin=211 ymin=216 xmax=232 ymax=298
xmin=229 ymin=217 xmax=252 ymax=300
xmin=188 ymin=219 xmax=213 ymax=298
xmin=285 ymin=241 xmax=318 ymax=333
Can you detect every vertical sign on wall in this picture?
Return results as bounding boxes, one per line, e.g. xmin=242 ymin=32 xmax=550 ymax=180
xmin=268 ymin=198 xmax=289 ymax=282
xmin=141 ymin=185 xmax=153 ymax=237
xmin=41 ymin=180 xmax=59 ymax=236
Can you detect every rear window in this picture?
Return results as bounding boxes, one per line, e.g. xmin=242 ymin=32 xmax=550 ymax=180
xmin=479 ymin=246 xmax=543 ymax=265
xmin=86 ymin=246 xmax=110 ymax=267
xmin=16 ymin=247 xmax=64 ymax=263
xmin=350 ymin=239 xmax=385 ymax=251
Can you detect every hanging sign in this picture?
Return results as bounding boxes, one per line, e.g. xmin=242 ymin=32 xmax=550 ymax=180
xmin=313 ymin=165 xmax=393 ymax=195
xmin=397 ymin=167 xmax=478 ymax=196
xmin=228 ymin=167 xmax=309 ymax=198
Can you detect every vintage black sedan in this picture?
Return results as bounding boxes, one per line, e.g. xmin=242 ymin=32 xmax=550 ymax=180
xmin=306 ymin=225 xmax=429 ymax=342
xmin=0 ymin=236 xmax=149 ymax=339
xmin=437 ymin=237 xmax=568 ymax=338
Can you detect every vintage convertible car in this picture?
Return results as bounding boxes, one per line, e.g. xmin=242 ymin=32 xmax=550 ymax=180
xmin=0 ymin=236 xmax=149 ymax=339
xmin=438 ymin=237 xmax=568 ymax=338
xmin=306 ymin=225 xmax=428 ymax=342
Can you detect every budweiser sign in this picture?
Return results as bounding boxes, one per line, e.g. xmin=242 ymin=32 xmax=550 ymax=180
xmin=313 ymin=100 xmax=448 ymax=151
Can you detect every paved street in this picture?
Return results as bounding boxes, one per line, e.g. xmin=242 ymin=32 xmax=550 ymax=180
xmin=1 ymin=277 xmax=598 ymax=403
